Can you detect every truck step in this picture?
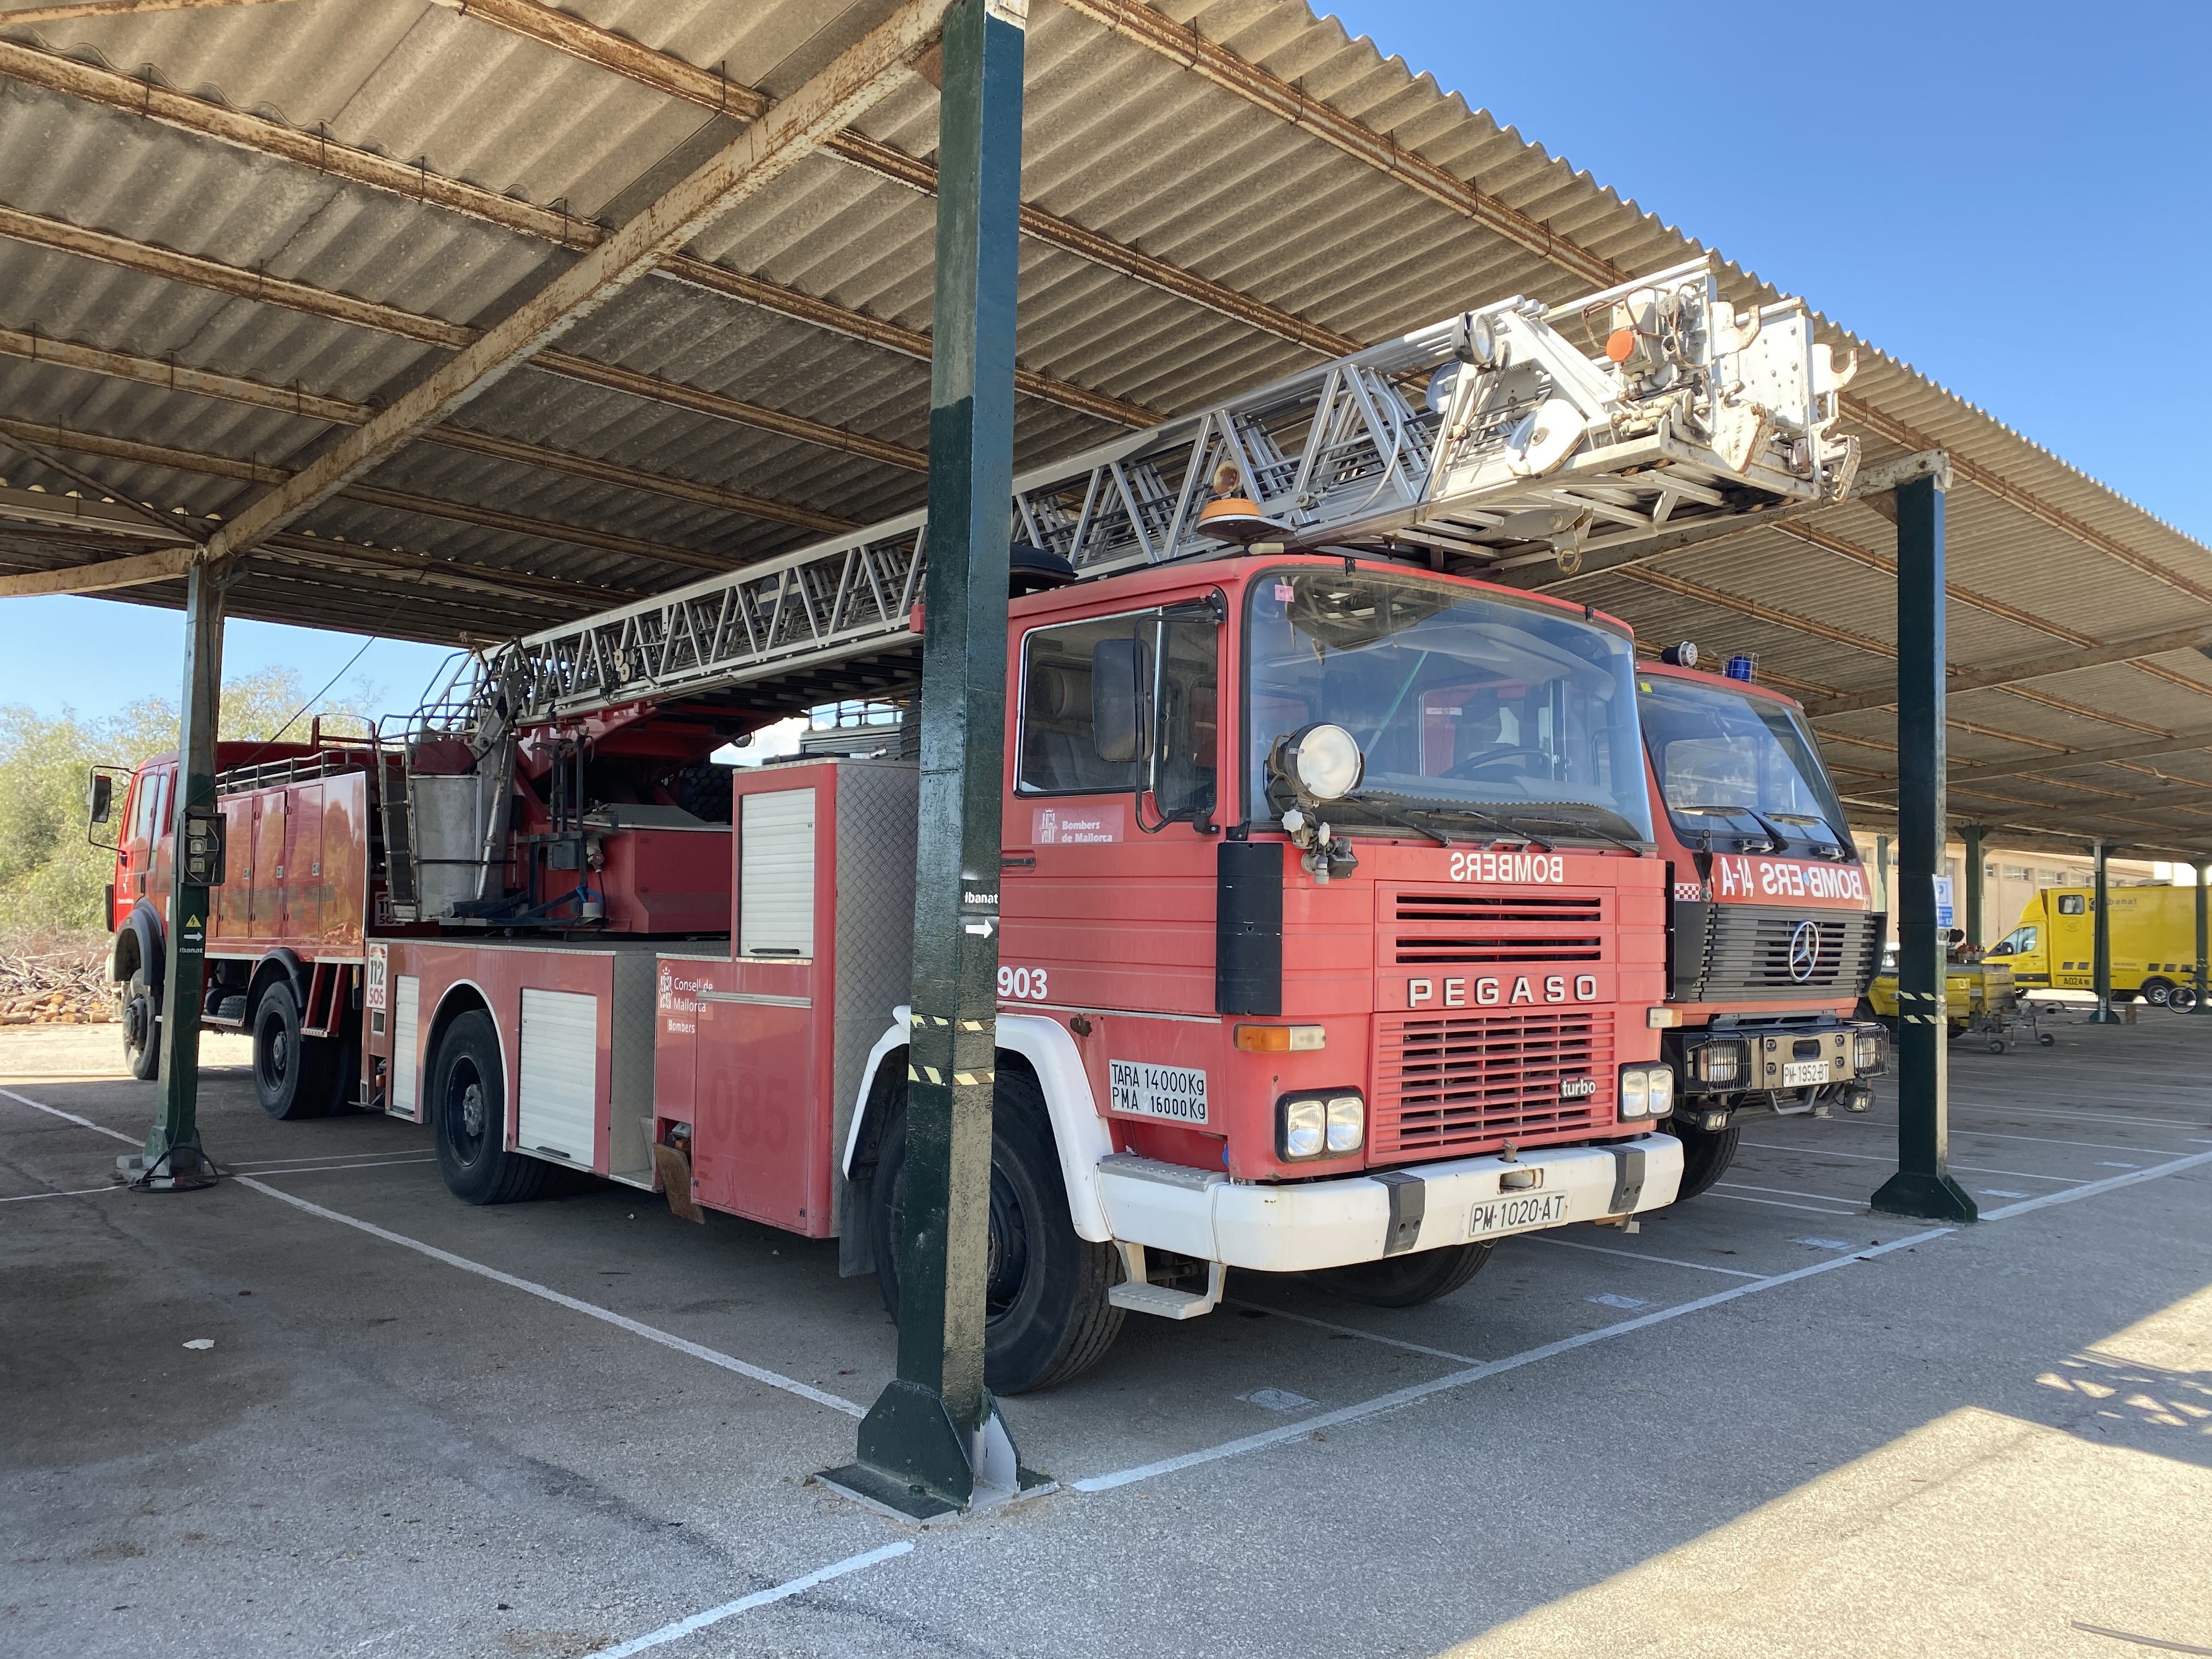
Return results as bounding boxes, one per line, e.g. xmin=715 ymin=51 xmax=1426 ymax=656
xmin=1108 ymin=1244 xmax=1225 ymax=1321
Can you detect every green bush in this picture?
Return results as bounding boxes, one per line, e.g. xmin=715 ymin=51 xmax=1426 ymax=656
xmin=0 ymin=668 xmax=379 ymax=935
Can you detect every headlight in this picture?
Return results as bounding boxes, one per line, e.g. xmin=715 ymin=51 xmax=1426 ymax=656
xmin=1646 ymin=1066 xmax=1673 ymax=1119
xmin=1326 ymin=1093 xmax=1364 ymax=1153
xmin=1282 ymin=1097 xmax=1326 ymax=1159
xmin=1853 ymin=1029 xmax=1887 ymax=1071
xmin=1694 ymin=1040 xmax=1745 ymax=1085
xmin=1620 ymin=1067 xmax=1649 ymax=1119
xmin=1285 ymin=723 xmax=1363 ymax=801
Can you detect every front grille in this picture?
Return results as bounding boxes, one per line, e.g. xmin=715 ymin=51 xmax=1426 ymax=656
xmin=1691 ymin=906 xmax=1885 ymax=1000
xmin=1372 ymin=1009 xmax=1614 ymax=1160
xmin=1390 ymin=890 xmax=1605 ymax=966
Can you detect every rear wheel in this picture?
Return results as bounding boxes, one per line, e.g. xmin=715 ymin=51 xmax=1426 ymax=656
xmin=1667 ymin=1119 xmax=1741 ymax=1202
xmin=868 ymin=1072 xmax=1122 ymax=1393
xmin=431 ymin=1009 xmax=547 ymax=1205
xmin=2141 ymin=977 xmax=2176 ymax=1008
xmin=253 ymin=981 xmax=334 ymax=1120
xmin=120 ymin=965 xmax=160 ymax=1081
xmin=1307 ymin=1242 xmax=1492 ymax=1307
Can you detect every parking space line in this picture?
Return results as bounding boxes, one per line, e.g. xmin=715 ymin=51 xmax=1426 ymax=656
xmin=233 ymin=1177 xmax=869 ymax=1419
xmin=595 ymin=1542 xmax=914 ymax=1658
xmin=1979 ymin=1150 xmax=2212 ymax=1221
xmin=1225 ymin=1300 xmax=1482 ymax=1364
xmin=229 ymin=1150 xmax=433 ymax=1171
xmin=1946 ymin=1101 xmax=2212 ymax=1128
xmin=244 ymin=1158 xmax=437 ymax=1175
xmin=1736 ymin=1143 xmax=2081 ymax=1184
xmin=1826 ymin=1118 xmax=2189 ymax=1156
xmin=1716 ymin=1180 xmax=1872 ymax=1204
xmin=1070 ymin=1228 xmax=1953 ymax=1494
xmin=0 ymin=1087 xmax=139 ymax=1144
xmin=0 ymin=1183 xmax=123 ymax=1203
xmin=1702 ymin=1191 xmax=1858 ymax=1216
xmin=1519 ymin=1235 xmax=1764 ymax=1279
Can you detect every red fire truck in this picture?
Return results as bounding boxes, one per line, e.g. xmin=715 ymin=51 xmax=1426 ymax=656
xmin=102 ymin=259 xmax=1878 ymax=1389
xmin=1637 ymin=651 xmax=1887 ymax=1199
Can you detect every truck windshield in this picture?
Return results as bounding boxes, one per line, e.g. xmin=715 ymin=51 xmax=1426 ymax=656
xmin=1639 ymin=673 xmax=1851 ymax=850
xmin=1245 ymin=569 xmax=1650 ymax=844
xmin=1990 ymin=926 xmax=2036 ymax=956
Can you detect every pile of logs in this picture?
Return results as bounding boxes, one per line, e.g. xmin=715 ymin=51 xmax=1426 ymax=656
xmin=1 ymin=935 xmax=112 ymax=1025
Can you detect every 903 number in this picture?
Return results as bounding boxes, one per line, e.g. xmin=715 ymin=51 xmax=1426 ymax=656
xmin=997 ymin=965 xmax=1049 ymax=1001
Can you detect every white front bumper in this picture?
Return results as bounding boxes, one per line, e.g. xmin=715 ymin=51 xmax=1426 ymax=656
xmin=1094 ymin=1135 xmax=1684 ymax=1273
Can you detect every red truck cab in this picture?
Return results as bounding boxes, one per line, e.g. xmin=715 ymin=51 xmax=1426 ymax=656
xmin=1635 ymin=654 xmax=1887 ymax=1198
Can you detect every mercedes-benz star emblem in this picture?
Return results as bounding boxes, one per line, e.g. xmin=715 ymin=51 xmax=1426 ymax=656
xmin=1787 ymin=919 xmax=1822 ymax=983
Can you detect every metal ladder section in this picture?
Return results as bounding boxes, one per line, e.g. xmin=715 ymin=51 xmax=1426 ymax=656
xmin=492 ymin=255 xmax=1858 ymax=725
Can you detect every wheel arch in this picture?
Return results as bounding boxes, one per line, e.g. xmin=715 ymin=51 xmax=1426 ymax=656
xmin=840 ymin=1007 xmax=1114 ymax=1245
xmin=421 ymin=980 xmax=506 ymax=1132
xmin=114 ymin=901 xmax=164 ymax=990
xmin=244 ymin=948 xmax=308 ymax=1026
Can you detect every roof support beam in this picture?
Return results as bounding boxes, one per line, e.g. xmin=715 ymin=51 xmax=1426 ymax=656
xmin=0 ymin=33 xmax=1156 ymax=430
xmin=1803 ymin=623 xmax=2212 ymax=719
xmin=1863 ymin=728 xmax=2212 ymax=793
xmin=0 ymin=329 xmax=865 ymax=532
xmin=0 ymin=0 xmax=294 ymax=20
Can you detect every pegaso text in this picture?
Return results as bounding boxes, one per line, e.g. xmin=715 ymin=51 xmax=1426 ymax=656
xmin=1409 ymin=973 xmax=1600 ymax=1008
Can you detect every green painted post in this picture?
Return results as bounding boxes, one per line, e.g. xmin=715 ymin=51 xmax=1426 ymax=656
xmin=137 ymin=561 xmax=224 ymax=1184
xmin=830 ymin=0 xmax=1031 ymax=1519
xmin=2088 ymin=839 xmax=2120 ymax=1023
xmin=2194 ymin=863 xmax=2209 ymax=1013
xmin=1962 ymin=825 xmax=1984 ymax=949
xmin=1873 ymin=472 xmax=1976 ymax=1222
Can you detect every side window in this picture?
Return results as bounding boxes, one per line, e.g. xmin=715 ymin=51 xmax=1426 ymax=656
xmin=1018 ymin=611 xmax=1217 ymax=811
xmin=127 ymin=774 xmax=153 ymax=844
xmin=2057 ymin=895 xmax=2086 ymax=916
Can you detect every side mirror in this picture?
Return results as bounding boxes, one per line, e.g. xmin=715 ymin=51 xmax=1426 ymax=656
xmin=86 ymin=770 xmax=114 ymax=825
xmin=1091 ymin=637 xmax=1146 ymax=765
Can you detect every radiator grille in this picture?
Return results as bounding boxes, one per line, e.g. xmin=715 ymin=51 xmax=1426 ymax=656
xmin=1390 ymin=890 xmax=1605 ymax=966
xmin=1692 ymin=906 xmax=1884 ymax=1000
xmin=1373 ymin=1009 xmax=1613 ymax=1160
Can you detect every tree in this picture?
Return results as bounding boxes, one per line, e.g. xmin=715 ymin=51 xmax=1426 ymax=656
xmin=0 ymin=667 xmax=381 ymax=936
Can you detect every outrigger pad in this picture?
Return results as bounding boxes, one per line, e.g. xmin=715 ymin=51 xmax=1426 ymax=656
xmin=651 ymin=1142 xmax=704 ymax=1224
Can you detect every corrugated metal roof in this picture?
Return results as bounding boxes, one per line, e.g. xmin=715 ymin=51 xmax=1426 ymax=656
xmin=1 ymin=0 xmax=2208 ymax=853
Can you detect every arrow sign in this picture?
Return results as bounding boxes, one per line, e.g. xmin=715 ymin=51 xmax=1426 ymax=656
xmin=963 ymin=918 xmax=995 ymax=936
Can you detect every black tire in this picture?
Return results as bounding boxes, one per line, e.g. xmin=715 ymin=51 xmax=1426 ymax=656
xmin=430 ymin=1009 xmax=548 ymax=1205
xmin=2038 ymin=1031 xmax=2057 ymax=1046
xmin=1307 ymin=1242 xmax=1492 ymax=1308
xmin=868 ymin=1071 xmax=1123 ymax=1394
xmin=121 ymin=964 xmax=160 ymax=1081
xmin=252 ymin=981 xmax=334 ymax=1120
xmin=1668 ymin=1120 xmax=1741 ymax=1202
xmin=2141 ymin=977 xmax=2175 ymax=1008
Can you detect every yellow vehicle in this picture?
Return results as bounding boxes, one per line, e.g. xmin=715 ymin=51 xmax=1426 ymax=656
xmin=1985 ymin=886 xmax=2205 ymax=1007
xmin=1864 ymin=944 xmax=2017 ymax=1036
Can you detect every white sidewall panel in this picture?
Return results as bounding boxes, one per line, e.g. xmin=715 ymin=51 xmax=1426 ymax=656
xmin=391 ymin=975 xmax=421 ymax=1121
xmin=741 ymin=788 xmax=816 ymax=958
xmin=519 ymin=988 xmax=599 ymax=1166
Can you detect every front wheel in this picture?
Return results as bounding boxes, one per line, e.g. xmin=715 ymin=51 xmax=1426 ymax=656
xmin=868 ymin=1073 xmax=1122 ymax=1393
xmin=2141 ymin=977 xmax=2176 ymax=1008
xmin=121 ymin=965 xmax=160 ymax=1081
xmin=1307 ymin=1242 xmax=1492 ymax=1307
xmin=430 ymin=1009 xmax=547 ymax=1205
xmin=1668 ymin=1120 xmax=1741 ymax=1202
xmin=253 ymin=981 xmax=334 ymax=1120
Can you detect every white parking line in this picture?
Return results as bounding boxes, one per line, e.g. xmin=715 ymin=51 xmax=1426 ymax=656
xmin=1736 ymin=1142 xmax=2081 ymax=1184
xmin=0 ymin=1087 xmax=137 ymax=1144
xmin=1717 ymin=1180 xmax=1872 ymax=1205
xmin=1980 ymin=1150 xmax=2212 ymax=1221
xmin=1826 ymin=1117 xmax=2188 ymax=1156
xmin=0 ymin=1183 xmax=124 ymax=1203
xmin=1227 ymin=1300 xmax=1482 ymax=1365
xmin=245 ymin=1158 xmax=437 ymax=1175
xmin=1517 ymin=1234 xmax=1764 ymax=1279
xmin=234 ymin=1177 xmax=869 ymax=1419
xmin=1071 ymin=1228 xmax=1953 ymax=1493
xmin=1701 ymin=1191 xmax=1858 ymax=1216
xmin=229 ymin=1150 xmax=431 ymax=1171
xmin=595 ymin=1542 xmax=914 ymax=1658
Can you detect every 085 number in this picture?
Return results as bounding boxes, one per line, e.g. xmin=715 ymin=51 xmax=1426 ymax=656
xmin=997 ymin=965 xmax=1048 ymax=1001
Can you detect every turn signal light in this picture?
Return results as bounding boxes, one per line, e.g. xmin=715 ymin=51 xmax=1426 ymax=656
xmin=1236 ymin=1024 xmax=1326 ymax=1053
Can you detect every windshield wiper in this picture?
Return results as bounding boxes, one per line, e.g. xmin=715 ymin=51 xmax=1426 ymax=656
xmin=1338 ymin=791 xmax=1552 ymax=851
xmin=1763 ymin=811 xmax=1851 ymax=858
xmin=1506 ymin=811 xmax=1646 ymax=856
xmin=1676 ymin=803 xmax=1784 ymax=854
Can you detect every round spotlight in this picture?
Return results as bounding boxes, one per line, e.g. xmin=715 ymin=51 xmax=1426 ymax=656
xmin=1285 ymin=723 xmax=1363 ymax=801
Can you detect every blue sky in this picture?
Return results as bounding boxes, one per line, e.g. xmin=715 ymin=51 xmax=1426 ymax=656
xmin=3 ymin=0 xmax=2204 ymax=722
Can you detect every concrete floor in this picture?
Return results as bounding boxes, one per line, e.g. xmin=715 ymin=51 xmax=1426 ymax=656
xmin=2 ymin=1009 xmax=2208 ymax=1658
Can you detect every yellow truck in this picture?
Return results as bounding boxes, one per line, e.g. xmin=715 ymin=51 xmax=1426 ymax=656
xmin=1984 ymin=885 xmax=2205 ymax=1007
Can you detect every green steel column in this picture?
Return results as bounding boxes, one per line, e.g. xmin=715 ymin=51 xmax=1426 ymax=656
xmin=140 ymin=561 xmax=224 ymax=1182
xmin=1962 ymin=825 xmax=1984 ymax=949
xmin=837 ymin=0 xmax=1029 ymax=1517
xmin=2194 ymin=863 xmax=2209 ymax=1013
xmin=1873 ymin=472 xmax=1975 ymax=1222
xmin=2088 ymin=839 xmax=2119 ymax=1023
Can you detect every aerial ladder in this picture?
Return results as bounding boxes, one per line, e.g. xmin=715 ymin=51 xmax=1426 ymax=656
xmin=440 ymin=253 xmax=1857 ymax=735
